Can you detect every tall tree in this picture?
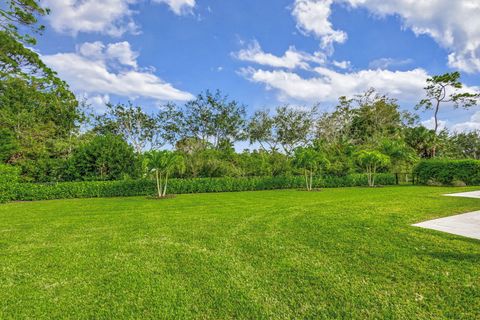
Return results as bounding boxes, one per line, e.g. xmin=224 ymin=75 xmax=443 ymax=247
xmin=94 ymin=102 xmax=160 ymax=153
xmin=416 ymin=72 xmax=479 ymax=156
xmin=0 ymin=0 xmax=81 ymax=171
xmin=316 ymin=96 xmax=355 ymax=145
xmin=350 ymin=89 xmax=404 ymax=145
xmin=1 ymin=0 xmax=48 ymax=43
xmin=275 ymin=105 xmax=318 ymax=155
xmin=247 ymin=109 xmax=278 ymax=152
xmin=181 ymin=90 xmax=246 ymax=149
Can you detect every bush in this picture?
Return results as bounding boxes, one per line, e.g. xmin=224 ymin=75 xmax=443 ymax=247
xmin=1 ymin=174 xmax=396 ymax=203
xmin=0 ymin=164 xmax=20 ymax=184
xmin=414 ymin=159 xmax=480 ymax=186
xmin=0 ymin=165 xmax=21 ymax=203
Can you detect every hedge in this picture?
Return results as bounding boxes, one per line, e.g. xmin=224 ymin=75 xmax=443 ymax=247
xmin=0 ymin=174 xmax=396 ymax=203
xmin=414 ymin=159 xmax=480 ymax=185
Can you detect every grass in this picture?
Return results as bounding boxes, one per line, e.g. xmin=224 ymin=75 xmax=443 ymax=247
xmin=0 ymin=186 xmax=479 ymax=319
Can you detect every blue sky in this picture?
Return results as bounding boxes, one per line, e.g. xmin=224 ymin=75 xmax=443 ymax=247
xmin=37 ymin=0 xmax=480 ymax=131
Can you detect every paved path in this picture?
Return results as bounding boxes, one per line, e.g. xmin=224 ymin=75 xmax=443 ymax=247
xmin=413 ymin=191 xmax=480 ymax=240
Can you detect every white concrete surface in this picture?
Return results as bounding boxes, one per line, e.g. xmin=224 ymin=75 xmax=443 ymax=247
xmin=444 ymin=191 xmax=480 ymax=199
xmin=413 ymin=190 xmax=480 ymax=240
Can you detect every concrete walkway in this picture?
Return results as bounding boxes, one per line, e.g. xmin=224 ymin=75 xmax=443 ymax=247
xmin=413 ymin=191 xmax=480 ymax=240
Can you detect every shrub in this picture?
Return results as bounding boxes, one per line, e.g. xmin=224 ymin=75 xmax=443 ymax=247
xmin=0 ymin=164 xmax=20 ymax=184
xmin=1 ymin=174 xmax=396 ymax=203
xmin=0 ymin=165 xmax=20 ymax=203
xmin=414 ymin=159 xmax=480 ymax=185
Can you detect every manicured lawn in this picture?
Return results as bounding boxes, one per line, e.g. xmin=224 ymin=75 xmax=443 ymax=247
xmin=1 ymin=186 xmax=479 ymax=319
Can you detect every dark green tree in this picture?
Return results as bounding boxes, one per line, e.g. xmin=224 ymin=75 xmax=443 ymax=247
xmin=181 ymin=90 xmax=246 ymax=149
xmin=72 ymin=134 xmax=137 ymax=181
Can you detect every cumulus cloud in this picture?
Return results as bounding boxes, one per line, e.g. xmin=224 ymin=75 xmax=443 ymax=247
xmin=153 ymin=0 xmax=196 ymax=15
xmin=421 ymin=117 xmax=448 ymax=131
xmin=240 ymin=66 xmax=428 ymax=102
xmin=233 ymin=40 xmax=325 ymax=70
xmin=292 ymin=0 xmax=347 ymax=51
xmin=332 ymin=60 xmax=350 ymax=69
xmin=451 ymin=111 xmax=480 ymax=132
xmin=42 ymin=41 xmax=194 ymax=105
xmin=42 ymin=0 xmax=196 ymax=36
xmin=342 ymin=0 xmax=480 ymax=73
xmin=42 ymin=0 xmax=139 ymax=37
xmin=293 ymin=0 xmax=480 ymax=73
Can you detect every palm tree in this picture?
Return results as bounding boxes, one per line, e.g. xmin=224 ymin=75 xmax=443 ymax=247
xmin=355 ymin=150 xmax=390 ymax=187
xmin=144 ymin=150 xmax=185 ymax=198
xmin=293 ymin=147 xmax=328 ymax=191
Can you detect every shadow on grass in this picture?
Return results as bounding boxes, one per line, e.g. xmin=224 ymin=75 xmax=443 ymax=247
xmin=422 ymin=250 xmax=480 ymax=262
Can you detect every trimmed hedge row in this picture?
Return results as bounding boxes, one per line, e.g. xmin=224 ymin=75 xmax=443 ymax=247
xmin=414 ymin=159 xmax=480 ymax=185
xmin=0 ymin=174 xmax=396 ymax=203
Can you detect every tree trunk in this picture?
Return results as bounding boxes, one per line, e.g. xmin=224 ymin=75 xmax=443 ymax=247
xmin=155 ymin=170 xmax=162 ymax=198
xmin=309 ymin=171 xmax=313 ymax=191
xmin=367 ymin=166 xmax=372 ymax=187
xmin=163 ymin=172 xmax=169 ymax=197
xmin=372 ymin=166 xmax=376 ymax=187
xmin=432 ymin=101 xmax=440 ymax=158
xmin=304 ymin=170 xmax=309 ymax=191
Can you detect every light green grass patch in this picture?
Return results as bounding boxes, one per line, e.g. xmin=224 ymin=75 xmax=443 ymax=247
xmin=0 ymin=186 xmax=479 ymax=319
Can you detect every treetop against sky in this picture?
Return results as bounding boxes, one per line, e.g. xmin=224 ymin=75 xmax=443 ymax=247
xmin=29 ymin=0 xmax=480 ymax=130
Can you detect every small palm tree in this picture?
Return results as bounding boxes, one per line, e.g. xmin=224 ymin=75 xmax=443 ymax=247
xmin=144 ymin=150 xmax=185 ymax=198
xmin=293 ymin=147 xmax=329 ymax=191
xmin=355 ymin=150 xmax=390 ymax=187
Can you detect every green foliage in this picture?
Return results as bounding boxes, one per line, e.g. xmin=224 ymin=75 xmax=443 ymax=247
xmin=416 ymin=72 xmax=479 ymax=152
xmin=350 ymin=89 xmax=404 ymax=144
xmin=144 ymin=150 xmax=185 ymax=197
xmin=94 ymin=102 xmax=160 ymax=153
xmin=355 ymin=150 xmax=390 ymax=187
xmin=181 ymin=90 xmax=247 ymax=148
xmin=414 ymin=159 xmax=480 ymax=185
xmin=0 ymin=128 xmax=18 ymax=162
xmin=248 ymin=105 xmax=318 ymax=154
xmin=446 ymin=131 xmax=480 ymax=159
xmin=0 ymin=164 xmax=20 ymax=183
xmin=379 ymin=139 xmax=418 ymax=172
xmin=71 ymin=134 xmax=137 ymax=181
xmin=293 ymin=147 xmax=329 ymax=190
xmin=0 ymin=164 xmax=20 ymax=202
xmin=0 ymin=0 xmax=47 ymax=44
xmin=2 ymin=174 xmax=395 ymax=202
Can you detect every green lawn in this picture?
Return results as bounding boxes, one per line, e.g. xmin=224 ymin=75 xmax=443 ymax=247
xmin=1 ymin=186 xmax=479 ymax=319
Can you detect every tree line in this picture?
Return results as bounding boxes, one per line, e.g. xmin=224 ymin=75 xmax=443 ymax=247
xmin=1 ymin=0 xmax=480 ymax=192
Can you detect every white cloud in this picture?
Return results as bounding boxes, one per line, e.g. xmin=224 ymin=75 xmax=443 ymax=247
xmin=368 ymin=58 xmax=413 ymax=70
xmin=451 ymin=111 xmax=480 ymax=132
xmin=83 ymin=94 xmax=111 ymax=113
xmin=105 ymin=42 xmax=139 ymax=68
xmin=153 ymin=0 xmax=196 ymax=15
xmin=422 ymin=117 xmax=447 ymax=131
xmin=234 ymin=40 xmax=325 ymax=70
xmin=340 ymin=0 xmax=480 ymax=73
xmin=42 ymin=0 xmax=196 ymax=36
xmin=42 ymin=41 xmax=194 ymax=105
xmin=240 ymin=66 xmax=428 ymax=102
xmin=76 ymin=41 xmax=139 ymax=69
xmin=290 ymin=1 xmax=480 ymax=72
xmin=332 ymin=60 xmax=350 ymax=69
xmin=42 ymin=0 xmax=139 ymax=37
xmin=292 ymin=0 xmax=347 ymax=51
